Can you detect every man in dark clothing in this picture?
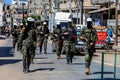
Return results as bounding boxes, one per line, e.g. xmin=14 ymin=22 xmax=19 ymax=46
xmin=18 ymin=17 xmax=37 ymax=73
xmin=80 ymin=18 xmax=97 ymax=75
xmin=62 ymin=20 xmax=77 ymax=64
xmin=38 ymin=21 xmax=49 ymax=54
xmin=52 ymin=22 xmax=63 ymax=59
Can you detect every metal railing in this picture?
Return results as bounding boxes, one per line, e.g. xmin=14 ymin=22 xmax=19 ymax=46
xmin=101 ymin=52 xmax=117 ymax=80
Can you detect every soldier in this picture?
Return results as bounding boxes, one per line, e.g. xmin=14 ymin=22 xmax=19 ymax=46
xmin=11 ymin=25 xmax=20 ymax=51
xmin=52 ymin=22 xmax=63 ymax=59
xmin=19 ymin=17 xmax=37 ymax=73
xmin=80 ymin=18 xmax=97 ymax=75
xmin=38 ymin=21 xmax=49 ymax=54
xmin=17 ymin=25 xmax=26 ymax=52
xmin=62 ymin=20 xmax=77 ymax=64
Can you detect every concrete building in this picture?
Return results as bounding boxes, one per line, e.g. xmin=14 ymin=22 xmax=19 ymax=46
xmin=3 ymin=0 xmax=28 ymax=28
xmin=28 ymin=0 xmax=50 ymax=21
xmin=0 ymin=1 xmax=3 ymax=27
xmin=27 ymin=0 xmax=100 ymax=24
xmin=3 ymin=0 xmax=12 ymax=28
xmin=11 ymin=0 xmax=28 ymax=26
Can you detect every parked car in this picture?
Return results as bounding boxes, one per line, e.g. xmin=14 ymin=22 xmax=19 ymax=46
xmin=74 ymin=24 xmax=86 ymax=55
xmin=74 ymin=40 xmax=84 ymax=55
xmin=76 ymin=24 xmax=86 ymax=38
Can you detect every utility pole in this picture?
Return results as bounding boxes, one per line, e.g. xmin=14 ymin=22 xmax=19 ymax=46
xmin=108 ymin=0 xmax=110 ymax=26
xmin=34 ymin=0 xmax=36 ymax=18
xmin=57 ymin=0 xmax=60 ymax=11
xmin=76 ymin=0 xmax=79 ymax=24
xmin=68 ymin=0 xmax=72 ymax=13
xmin=80 ymin=0 xmax=83 ymax=25
xmin=115 ymin=0 xmax=118 ymax=45
xmin=27 ymin=0 xmax=29 ymax=16
xmin=22 ymin=3 xmax=25 ymax=25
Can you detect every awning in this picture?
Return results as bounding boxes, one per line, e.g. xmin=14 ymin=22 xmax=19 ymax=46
xmin=88 ymin=7 xmax=115 ymax=14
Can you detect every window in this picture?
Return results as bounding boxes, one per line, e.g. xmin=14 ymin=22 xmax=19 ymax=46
xmin=7 ymin=14 xmax=11 ymax=18
xmin=20 ymin=2 xmax=26 ymax=6
xmin=30 ymin=10 xmax=32 ymax=13
xmin=30 ymin=0 xmax=32 ymax=4
xmin=7 ymin=6 xmax=10 ymax=10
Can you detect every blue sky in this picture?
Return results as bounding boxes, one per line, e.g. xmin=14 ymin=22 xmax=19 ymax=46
xmin=4 ymin=0 xmax=27 ymax=5
xmin=4 ymin=0 xmax=12 ymax=5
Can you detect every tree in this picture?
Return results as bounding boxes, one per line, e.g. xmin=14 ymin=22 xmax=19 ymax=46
xmin=25 ymin=14 xmax=41 ymax=21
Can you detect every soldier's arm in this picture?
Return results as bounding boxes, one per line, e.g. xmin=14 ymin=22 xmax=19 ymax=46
xmin=79 ymin=28 xmax=86 ymax=41
xmin=92 ymin=28 xmax=98 ymax=42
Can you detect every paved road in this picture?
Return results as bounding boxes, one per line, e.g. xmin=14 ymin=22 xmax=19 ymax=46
xmin=0 ymin=36 xmax=120 ymax=80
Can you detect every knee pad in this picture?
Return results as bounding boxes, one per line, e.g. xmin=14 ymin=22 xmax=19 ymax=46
xmin=85 ymin=54 xmax=91 ymax=61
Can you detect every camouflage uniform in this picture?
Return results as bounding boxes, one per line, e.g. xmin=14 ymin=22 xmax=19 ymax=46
xmin=19 ymin=17 xmax=37 ymax=73
xmin=53 ymin=26 xmax=63 ymax=59
xmin=11 ymin=27 xmax=20 ymax=50
xmin=38 ymin=24 xmax=49 ymax=54
xmin=63 ymin=24 xmax=77 ymax=64
xmin=80 ymin=27 xmax=97 ymax=74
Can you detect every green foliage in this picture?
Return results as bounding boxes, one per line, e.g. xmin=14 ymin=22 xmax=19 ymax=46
xmin=25 ymin=14 xmax=41 ymax=21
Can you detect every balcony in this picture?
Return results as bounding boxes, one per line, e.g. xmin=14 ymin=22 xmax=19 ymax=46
xmin=14 ymin=5 xmax=28 ymax=9
xmin=91 ymin=0 xmax=114 ymax=5
xmin=14 ymin=14 xmax=23 ymax=19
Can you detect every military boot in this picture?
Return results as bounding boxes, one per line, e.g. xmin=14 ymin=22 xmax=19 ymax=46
xmin=39 ymin=50 xmax=42 ymax=54
xmin=44 ymin=51 xmax=47 ymax=54
xmin=23 ymin=66 xmax=26 ymax=73
xmin=25 ymin=65 xmax=30 ymax=73
xmin=67 ymin=58 xmax=70 ymax=64
xmin=57 ymin=54 xmax=61 ymax=59
xmin=85 ymin=68 xmax=90 ymax=75
xmin=70 ymin=55 xmax=73 ymax=64
xmin=70 ymin=57 xmax=72 ymax=64
xmin=23 ymin=63 xmax=26 ymax=73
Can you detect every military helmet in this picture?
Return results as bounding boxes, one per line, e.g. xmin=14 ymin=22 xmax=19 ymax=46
xmin=27 ymin=17 xmax=35 ymax=22
xmin=68 ymin=19 xmax=72 ymax=23
xmin=56 ymin=21 xmax=60 ymax=25
xmin=87 ymin=18 xmax=92 ymax=22
xmin=43 ymin=22 xmax=47 ymax=25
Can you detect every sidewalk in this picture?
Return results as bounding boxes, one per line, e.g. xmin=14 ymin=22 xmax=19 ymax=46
xmin=91 ymin=36 xmax=120 ymax=67
xmin=0 ymin=35 xmax=7 ymax=46
xmin=94 ymin=38 xmax=120 ymax=67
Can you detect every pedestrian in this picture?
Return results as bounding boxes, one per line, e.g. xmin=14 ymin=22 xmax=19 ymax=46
xmin=52 ymin=22 xmax=63 ymax=59
xmin=38 ymin=21 xmax=49 ymax=54
xmin=107 ymin=26 xmax=113 ymax=38
xmin=51 ymin=26 xmax=57 ymax=52
xmin=80 ymin=17 xmax=97 ymax=75
xmin=19 ymin=17 xmax=37 ymax=73
xmin=62 ymin=20 xmax=77 ymax=64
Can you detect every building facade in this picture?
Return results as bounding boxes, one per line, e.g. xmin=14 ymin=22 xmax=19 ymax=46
xmin=11 ymin=0 xmax=28 ymax=26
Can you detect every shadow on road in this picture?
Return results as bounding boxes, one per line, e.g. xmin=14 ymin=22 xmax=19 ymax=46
xmin=35 ymin=57 xmax=48 ymax=59
xmin=91 ymin=71 xmax=114 ymax=75
xmin=0 ymin=47 xmax=14 ymax=57
xmin=30 ymin=67 xmax=55 ymax=72
xmin=71 ymin=62 xmax=85 ymax=65
xmin=0 ymin=59 xmax=21 ymax=66
xmin=36 ymin=62 xmax=54 ymax=64
xmin=82 ymin=78 xmax=120 ymax=80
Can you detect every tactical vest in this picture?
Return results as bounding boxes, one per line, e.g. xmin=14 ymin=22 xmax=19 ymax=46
xmin=64 ymin=27 xmax=76 ymax=41
xmin=82 ymin=28 xmax=97 ymax=42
